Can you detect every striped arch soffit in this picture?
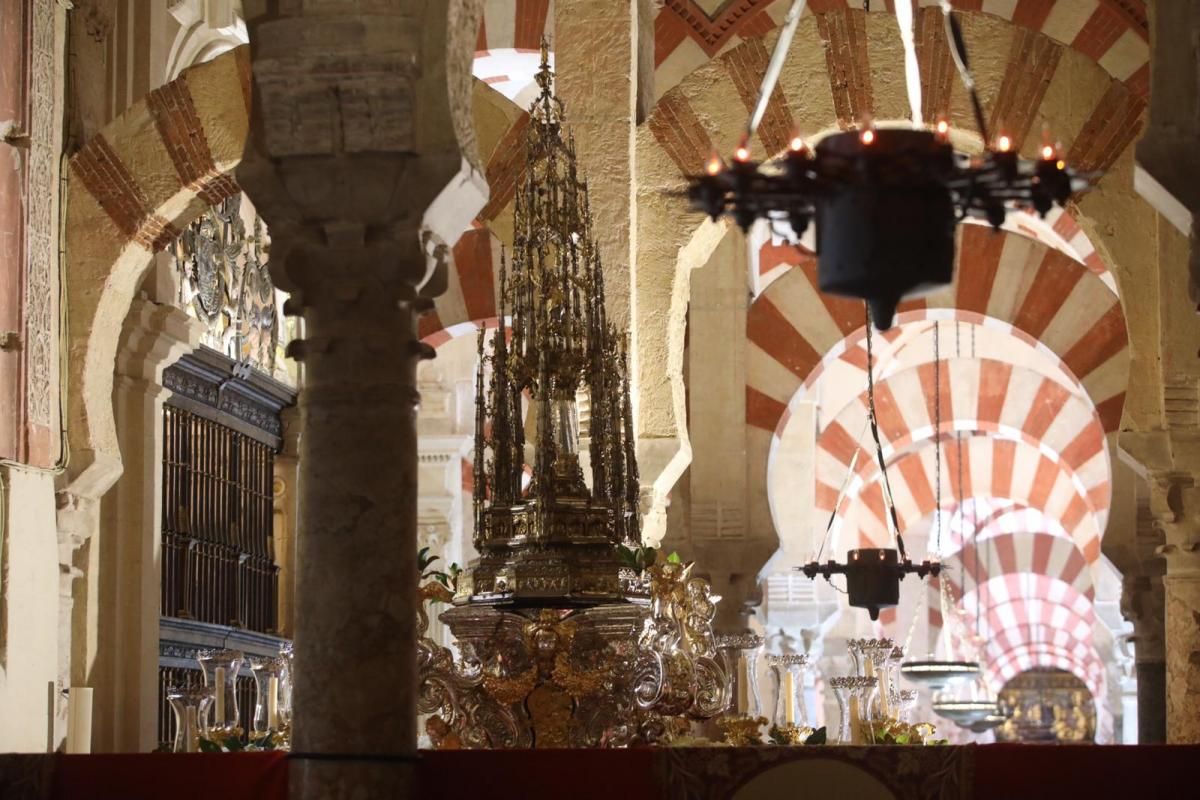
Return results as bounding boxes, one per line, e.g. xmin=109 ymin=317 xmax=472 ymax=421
xmin=653 ymin=1 xmax=1148 ymax=103
xmin=934 ymin=573 xmax=1106 ymax=699
xmin=64 ymin=44 xmax=532 ymax=486
xmin=474 ymin=1 xmax=555 ymax=107
xmin=746 ymin=226 xmax=1129 ymax=435
xmin=817 ymin=400 xmax=1111 ymax=554
xmin=751 ymin=210 xmax=1118 ymax=299
xmin=643 ymin=4 xmax=1149 ymax=275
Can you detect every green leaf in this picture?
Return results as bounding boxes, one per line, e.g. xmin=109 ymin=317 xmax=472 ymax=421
xmin=224 ymin=736 xmax=246 ymax=752
xmin=893 ymin=733 xmax=910 ymax=745
xmin=198 ymin=738 xmax=223 ymax=753
xmin=617 ymin=544 xmax=639 ymax=570
xmin=666 ymin=551 xmax=682 ymax=564
xmin=805 ymin=727 xmax=827 ymax=745
xmin=644 ymin=547 xmax=658 ymax=567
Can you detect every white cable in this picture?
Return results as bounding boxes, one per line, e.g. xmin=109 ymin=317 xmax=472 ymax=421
xmin=744 ymin=0 xmax=809 ymax=145
xmin=895 ymin=0 xmax=924 ymax=128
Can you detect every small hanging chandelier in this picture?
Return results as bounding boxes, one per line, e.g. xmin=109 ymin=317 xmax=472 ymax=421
xmin=799 ymin=311 xmax=940 ymax=619
xmin=686 ymin=0 xmax=1094 ymax=329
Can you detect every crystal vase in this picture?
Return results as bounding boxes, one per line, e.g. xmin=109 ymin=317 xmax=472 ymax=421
xmin=249 ymin=656 xmax=286 ymax=739
xmin=167 ymin=686 xmax=214 ymax=753
xmin=197 ymin=648 xmax=243 ymax=736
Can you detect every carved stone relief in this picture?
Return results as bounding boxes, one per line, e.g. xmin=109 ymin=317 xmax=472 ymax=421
xmin=25 ymin=0 xmax=59 ymax=430
xmin=170 ymin=194 xmax=294 ymax=383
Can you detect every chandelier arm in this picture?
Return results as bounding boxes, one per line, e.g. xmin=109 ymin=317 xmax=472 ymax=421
xmin=940 ymin=2 xmax=990 ymax=145
xmin=742 ymin=0 xmax=809 ymax=147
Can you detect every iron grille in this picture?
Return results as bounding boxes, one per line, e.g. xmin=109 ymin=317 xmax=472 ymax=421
xmin=161 ymin=404 xmax=279 ymax=633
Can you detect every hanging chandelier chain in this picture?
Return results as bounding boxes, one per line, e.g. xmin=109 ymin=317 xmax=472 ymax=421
xmin=933 ymin=319 xmax=942 ymax=557
xmin=938 ymin=1 xmax=989 ymax=145
xmin=864 ymin=303 xmax=906 ymax=560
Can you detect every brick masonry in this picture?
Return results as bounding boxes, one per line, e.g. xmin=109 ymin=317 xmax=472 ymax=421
xmin=723 ymin=37 xmax=794 ymax=157
xmin=1068 ymin=79 xmax=1146 ymax=173
xmin=989 ymin=27 xmax=1063 ymax=149
xmin=647 ymin=91 xmax=714 ymax=176
xmin=814 ymin=7 xmax=873 ymax=128
xmin=146 ymin=80 xmax=240 ymax=207
xmin=70 ymin=133 xmax=180 ymax=251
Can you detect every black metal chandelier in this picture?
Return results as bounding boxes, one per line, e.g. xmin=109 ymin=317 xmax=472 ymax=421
xmin=686 ymin=0 xmax=1094 ymax=329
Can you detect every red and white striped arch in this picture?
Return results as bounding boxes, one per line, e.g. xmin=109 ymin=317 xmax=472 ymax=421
xmin=944 ymin=522 xmax=1095 ymax=602
xmin=747 ymin=225 xmax=1128 ymax=439
xmin=653 ymin=1 xmax=1149 ymax=100
xmin=828 ymin=431 xmax=1106 ymax=560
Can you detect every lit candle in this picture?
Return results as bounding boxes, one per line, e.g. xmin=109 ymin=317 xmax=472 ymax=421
xmin=66 ymin=687 xmax=93 ymax=754
xmin=783 ymin=672 xmax=796 ymax=725
xmin=214 ymin=667 xmax=226 ymax=725
xmin=737 ymin=655 xmax=750 ymax=715
xmin=267 ymin=676 xmax=280 ymax=730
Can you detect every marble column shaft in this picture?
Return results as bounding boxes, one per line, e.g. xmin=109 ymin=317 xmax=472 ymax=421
xmin=288 ymin=249 xmax=423 ymax=795
xmin=239 ymin=3 xmax=483 ymax=794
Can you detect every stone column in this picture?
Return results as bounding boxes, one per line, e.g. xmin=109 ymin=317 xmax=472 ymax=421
xmin=1152 ymin=480 xmax=1200 ymax=744
xmin=1121 ymin=437 xmax=1200 ymax=744
xmin=238 ymin=3 xmax=484 ymax=797
xmin=273 ymin=406 xmax=300 ymax=639
xmin=1122 ymin=569 xmax=1167 ymax=743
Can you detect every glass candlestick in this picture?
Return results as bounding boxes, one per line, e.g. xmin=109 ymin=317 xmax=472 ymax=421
xmin=249 ymin=656 xmax=286 ymax=739
xmin=897 ymin=689 xmax=919 ymax=723
xmin=847 ymin=675 xmax=879 ymax=744
xmin=847 ymin=639 xmax=867 ymax=677
xmin=278 ymin=642 xmax=294 ymax=731
xmin=864 ymin=639 xmax=895 ymax=718
xmin=167 ymin=686 xmax=214 ymax=753
xmin=828 ymin=677 xmax=853 ymax=743
xmin=197 ymin=648 xmax=243 ymax=735
xmin=717 ymin=634 xmax=764 ymax=718
xmin=767 ymin=654 xmax=810 ymax=729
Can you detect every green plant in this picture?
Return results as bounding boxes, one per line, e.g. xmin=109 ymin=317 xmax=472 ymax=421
xmin=198 ymin=733 xmax=281 ymax=752
xmin=617 ymin=545 xmax=683 ymax=572
xmin=418 ymin=546 xmax=461 ymax=591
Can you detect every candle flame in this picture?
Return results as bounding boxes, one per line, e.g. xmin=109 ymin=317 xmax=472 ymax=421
xmin=861 ymin=129 xmax=876 ymax=145
xmin=1041 ymin=144 xmax=1055 ymax=160
xmin=997 ymin=135 xmax=1011 ymax=152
